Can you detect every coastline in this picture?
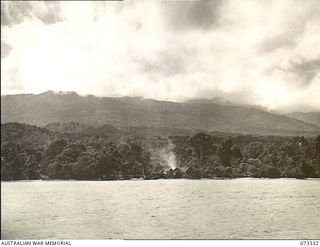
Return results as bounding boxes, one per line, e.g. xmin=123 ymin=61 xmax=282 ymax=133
xmin=2 ymin=177 xmax=319 ymax=182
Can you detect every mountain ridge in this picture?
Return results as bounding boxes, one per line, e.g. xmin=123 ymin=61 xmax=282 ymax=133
xmin=1 ymin=91 xmax=319 ymax=136
xmin=287 ymin=112 xmax=320 ymax=127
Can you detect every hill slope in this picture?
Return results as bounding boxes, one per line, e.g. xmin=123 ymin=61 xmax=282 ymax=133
xmin=1 ymin=91 xmax=319 ymax=135
xmin=287 ymin=112 xmax=320 ymax=127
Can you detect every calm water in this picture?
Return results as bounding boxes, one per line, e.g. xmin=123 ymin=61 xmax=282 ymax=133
xmin=1 ymin=179 xmax=320 ymax=239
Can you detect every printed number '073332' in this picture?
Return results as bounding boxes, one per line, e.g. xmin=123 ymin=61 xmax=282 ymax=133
xmin=300 ymin=241 xmax=319 ymax=245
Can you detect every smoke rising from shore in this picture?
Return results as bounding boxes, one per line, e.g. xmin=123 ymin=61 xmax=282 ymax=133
xmin=159 ymin=140 xmax=177 ymax=170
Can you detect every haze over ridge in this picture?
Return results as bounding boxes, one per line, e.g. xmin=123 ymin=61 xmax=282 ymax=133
xmin=2 ymin=91 xmax=319 ymax=136
xmin=1 ymin=1 xmax=320 ymax=113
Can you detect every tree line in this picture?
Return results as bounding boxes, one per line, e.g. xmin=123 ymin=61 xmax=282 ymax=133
xmin=1 ymin=123 xmax=319 ymax=180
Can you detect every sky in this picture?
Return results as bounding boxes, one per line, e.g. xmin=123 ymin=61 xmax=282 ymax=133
xmin=1 ymin=0 xmax=320 ymax=113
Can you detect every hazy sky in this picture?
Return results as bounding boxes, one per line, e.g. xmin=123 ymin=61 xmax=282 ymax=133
xmin=1 ymin=0 xmax=320 ymax=112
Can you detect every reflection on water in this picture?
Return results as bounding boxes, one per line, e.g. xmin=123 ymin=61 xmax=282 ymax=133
xmin=1 ymin=179 xmax=320 ymax=239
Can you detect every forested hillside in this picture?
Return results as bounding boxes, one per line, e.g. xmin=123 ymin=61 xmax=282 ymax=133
xmin=2 ymin=91 xmax=319 ymax=135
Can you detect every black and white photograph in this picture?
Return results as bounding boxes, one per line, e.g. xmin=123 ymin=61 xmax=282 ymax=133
xmin=1 ymin=0 xmax=320 ymax=241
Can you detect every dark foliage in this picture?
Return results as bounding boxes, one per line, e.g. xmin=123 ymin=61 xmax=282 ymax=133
xmin=1 ymin=123 xmax=319 ymax=180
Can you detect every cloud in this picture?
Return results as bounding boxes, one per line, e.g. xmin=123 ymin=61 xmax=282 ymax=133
xmin=159 ymin=1 xmax=223 ymax=31
xmin=1 ymin=0 xmax=320 ymax=113
xmin=1 ymin=41 xmax=12 ymax=58
xmin=286 ymin=58 xmax=320 ymax=87
xmin=1 ymin=1 xmax=62 ymax=26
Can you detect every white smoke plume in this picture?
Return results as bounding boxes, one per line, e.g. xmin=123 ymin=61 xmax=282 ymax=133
xmin=159 ymin=140 xmax=177 ymax=170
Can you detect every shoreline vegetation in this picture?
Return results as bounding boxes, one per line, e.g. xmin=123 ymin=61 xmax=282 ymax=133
xmin=3 ymin=177 xmax=320 ymax=182
xmin=1 ymin=122 xmax=320 ymax=181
